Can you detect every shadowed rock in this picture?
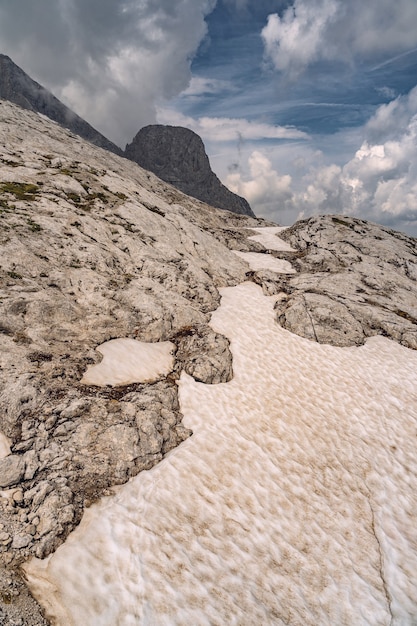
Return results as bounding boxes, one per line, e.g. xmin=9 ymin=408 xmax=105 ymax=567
xmin=125 ymin=124 xmax=255 ymax=216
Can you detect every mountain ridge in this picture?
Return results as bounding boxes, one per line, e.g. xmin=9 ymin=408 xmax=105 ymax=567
xmin=0 ymin=54 xmax=123 ymax=157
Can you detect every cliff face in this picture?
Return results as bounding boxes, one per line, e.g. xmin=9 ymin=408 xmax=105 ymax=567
xmin=125 ymin=124 xmax=255 ymax=217
xmin=0 ymin=54 xmax=122 ymax=156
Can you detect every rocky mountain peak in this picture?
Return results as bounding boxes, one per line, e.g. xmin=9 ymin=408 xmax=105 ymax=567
xmin=125 ymin=124 xmax=255 ymax=217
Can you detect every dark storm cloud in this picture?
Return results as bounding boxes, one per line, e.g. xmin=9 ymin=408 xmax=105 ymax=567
xmin=0 ymin=0 xmax=217 ymax=145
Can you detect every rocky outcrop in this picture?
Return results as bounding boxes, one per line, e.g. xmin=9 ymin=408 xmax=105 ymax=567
xmin=125 ymin=124 xmax=255 ymax=217
xmin=252 ymin=215 xmax=417 ymax=349
xmin=0 ymin=54 xmax=122 ymax=156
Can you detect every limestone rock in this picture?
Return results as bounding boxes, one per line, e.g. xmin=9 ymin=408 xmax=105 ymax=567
xmin=125 ymin=125 xmax=255 ymax=216
xmin=275 ymin=215 xmax=417 ymax=348
xmin=172 ymin=324 xmax=234 ymax=384
xmin=0 ymin=455 xmax=25 ymax=488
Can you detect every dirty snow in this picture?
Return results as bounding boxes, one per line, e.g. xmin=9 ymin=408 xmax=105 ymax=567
xmin=24 ymin=276 xmax=417 ymax=624
xmin=247 ymin=226 xmax=295 ymax=251
xmin=80 ymin=338 xmax=175 ymax=386
xmin=233 ymin=249 xmax=296 ymax=273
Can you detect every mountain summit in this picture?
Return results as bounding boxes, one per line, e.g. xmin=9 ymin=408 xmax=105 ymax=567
xmin=125 ymin=124 xmax=255 ymax=216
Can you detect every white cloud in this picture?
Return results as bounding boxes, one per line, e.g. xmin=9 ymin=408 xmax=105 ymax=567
xmin=225 ymin=151 xmax=293 ymax=216
xmin=222 ymin=87 xmax=417 ymax=232
xmin=181 ymin=76 xmax=235 ymax=96
xmin=156 ymin=107 xmax=308 ymax=142
xmin=262 ymin=0 xmax=417 ymax=76
xmin=262 ymin=0 xmax=339 ymax=77
xmin=0 ymin=0 xmax=217 ymax=146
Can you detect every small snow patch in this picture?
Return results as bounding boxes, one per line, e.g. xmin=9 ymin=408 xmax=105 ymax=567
xmin=0 ymin=432 xmax=11 ymax=459
xmin=247 ymin=226 xmax=295 ymax=251
xmin=81 ymin=338 xmax=175 ymax=386
xmin=233 ymin=250 xmax=296 ymax=273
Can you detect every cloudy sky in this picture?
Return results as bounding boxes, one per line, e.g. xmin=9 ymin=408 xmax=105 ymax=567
xmin=1 ymin=1 xmax=417 ymax=234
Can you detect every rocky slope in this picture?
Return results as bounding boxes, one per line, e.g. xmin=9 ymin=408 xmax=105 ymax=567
xmin=0 ymin=99 xmax=267 ymax=624
xmin=125 ymin=124 xmax=255 ymax=216
xmin=0 ymin=54 xmax=122 ymax=156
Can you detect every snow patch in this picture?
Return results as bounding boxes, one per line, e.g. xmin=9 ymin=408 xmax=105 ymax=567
xmin=80 ymin=338 xmax=175 ymax=386
xmin=233 ymin=250 xmax=296 ymax=273
xmin=248 ymin=226 xmax=295 ymax=251
xmin=0 ymin=433 xmax=11 ymax=459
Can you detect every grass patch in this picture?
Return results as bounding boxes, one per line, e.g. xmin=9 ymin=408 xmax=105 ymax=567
xmin=331 ymin=217 xmax=353 ymax=228
xmin=66 ymin=190 xmax=109 ymax=210
xmin=395 ymin=309 xmax=417 ymax=324
xmin=1 ymin=158 xmax=20 ymax=167
xmin=0 ymin=182 xmax=40 ymax=201
xmin=27 ymin=351 xmax=53 ymax=363
xmin=8 ymin=271 xmax=22 ymax=279
xmin=27 ymin=219 xmax=42 ymax=232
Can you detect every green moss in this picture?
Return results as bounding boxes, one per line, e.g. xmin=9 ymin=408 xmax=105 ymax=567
xmin=67 ymin=192 xmax=82 ymax=204
xmin=395 ymin=309 xmax=417 ymax=324
xmin=0 ymin=182 xmax=40 ymax=201
xmin=27 ymin=219 xmax=42 ymax=232
xmin=331 ymin=217 xmax=352 ymax=228
xmin=1 ymin=158 xmax=20 ymax=167
xmin=59 ymin=168 xmax=74 ymax=176
xmin=8 ymin=271 xmax=22 ymax=279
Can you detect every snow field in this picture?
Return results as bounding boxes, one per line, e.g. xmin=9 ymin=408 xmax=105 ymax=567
xmin=234 ymin=226 xmax=296 ymax=272
xmin=24 ymin=280 xmax=417 ymax=625
xmin=233 ymin=250 xmax=296 ymax=273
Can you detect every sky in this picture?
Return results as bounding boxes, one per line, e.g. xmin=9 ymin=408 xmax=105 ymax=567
xmin=1 ymin=0 xmax=417 ymax=234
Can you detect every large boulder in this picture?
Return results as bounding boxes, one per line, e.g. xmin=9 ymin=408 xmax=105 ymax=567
xmin=125 ymin=124 xmax=255 ymax=217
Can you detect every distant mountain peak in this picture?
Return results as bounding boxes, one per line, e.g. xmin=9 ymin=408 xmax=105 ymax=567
xmin=0 ymin=55 xmax=254 ymax=216
xmin=125 ymin=124 xmax=255 ymax=217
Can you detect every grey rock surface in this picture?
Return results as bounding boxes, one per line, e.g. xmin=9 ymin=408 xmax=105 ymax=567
xmin=0 ymin=455 xmax=26 ymax=488
xmin=125 ymin=124 xmax=255 ymax=217
xmin=0 ymin=54 xmax=122 ymax=156
xmin=268 ymin=215 xmax=417 ymax=348
xmin=4 ymin=99 xmax=417 ymax=625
